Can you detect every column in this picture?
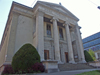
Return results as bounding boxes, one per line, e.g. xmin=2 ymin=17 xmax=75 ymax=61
xmin=65 ymin=23 xmax=75 ymax=64
xmin=36 ymin=11 xmax=44 ymax=61
xmin=75 ymin=25 xmax=86 ymax=63
xmin=52 ymin=17 xmax=61 ymax=62
xmin=95 ymin=52 xmax=98 ymax=60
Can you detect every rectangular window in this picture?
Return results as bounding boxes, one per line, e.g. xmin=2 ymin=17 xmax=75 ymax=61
xmin=44 ymin=50 xmax=49 ymax=60
xmin=59 ymin=27 xmax=63 ymax=40
xmin=47 ymin=24 xmax=51 ymax=37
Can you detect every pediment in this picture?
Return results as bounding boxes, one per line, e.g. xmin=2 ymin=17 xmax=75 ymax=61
xmin=37 ymin=1 xmax=79 ymax=21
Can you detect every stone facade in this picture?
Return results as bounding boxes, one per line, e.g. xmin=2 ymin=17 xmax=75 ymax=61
xmin=0 ymin=1 xmax=86 ymax=68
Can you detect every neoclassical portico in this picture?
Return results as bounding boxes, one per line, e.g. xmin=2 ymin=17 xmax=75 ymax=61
xmin=34 ymin=7 xmax=86 ymax=63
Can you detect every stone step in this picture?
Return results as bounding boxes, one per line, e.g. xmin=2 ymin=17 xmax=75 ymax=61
xmin=58 ymin=63 xmax=96 ymax=71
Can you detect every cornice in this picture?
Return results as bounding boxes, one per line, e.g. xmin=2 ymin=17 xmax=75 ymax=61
xmin=12 ymin=1 xmax=33 ymax=11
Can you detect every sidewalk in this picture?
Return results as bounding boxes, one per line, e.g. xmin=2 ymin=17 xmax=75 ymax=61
xmin=27 ymin=68 xmax=100 ymax=75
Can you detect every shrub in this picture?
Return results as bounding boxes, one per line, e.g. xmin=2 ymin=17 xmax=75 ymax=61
xmin=27 ymin=63 xmax=45 ymax=73
xmin=84 ymin=49 xmax=96 ymax=62
xmin=11 ymin=43 xmax=40 ymax=72
xmin=2 ymin=65 xmax=15 ymax=75
xmin=32 ymin=63 xmax=45 ymax=72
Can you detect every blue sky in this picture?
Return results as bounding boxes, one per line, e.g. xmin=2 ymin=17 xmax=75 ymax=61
xmin=0 ymin=0 xmax=100 ymax=44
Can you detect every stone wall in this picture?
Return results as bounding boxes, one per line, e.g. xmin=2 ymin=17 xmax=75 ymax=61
xmin=70 ymin=31 xmax=79 ymax=62
xmin=60 ymin=42 xmax=68 ymax=63
xmin=44 ymin=39 xmax=53 ymax=60
xmin=14 ymin=15 xmax=34 ymax=53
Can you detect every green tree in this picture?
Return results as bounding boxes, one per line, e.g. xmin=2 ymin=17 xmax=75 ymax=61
xmin=84 ymin=49 xmax=96 ymax=62
xmin=88 ymin=49 xmax=96 ymax=61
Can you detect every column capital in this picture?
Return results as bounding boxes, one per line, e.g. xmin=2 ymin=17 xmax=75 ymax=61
xmin=53 ymin=17 xmax=59 ymax=20
xmin=35 ymin=9 xmax=44 ymax=17
xmin=63 ymin=21 xmax=70 ymax=26
xmin=75 ymin=24 xmax=81 ymax=29
xmin=50 ymin=17 xmax=59 ymax=22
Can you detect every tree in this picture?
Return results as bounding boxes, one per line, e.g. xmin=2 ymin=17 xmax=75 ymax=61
xmin=88 ymin=49 xmax=96 ymax=61
xmin=84 ymin=49 xmax=96 ymax=62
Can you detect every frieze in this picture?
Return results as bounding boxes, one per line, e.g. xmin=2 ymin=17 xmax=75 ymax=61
xmin=38 ymin=6 xmax=67 ymax=21
xmin=54 ymin=7 xmax=67 ymax=14
xmin=13 ymin=6 xmax=33 ymax=16
xmin=38 ymin=6 xmax=77 ymax=25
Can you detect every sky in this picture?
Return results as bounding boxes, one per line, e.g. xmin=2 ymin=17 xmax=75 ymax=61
xmin=0 ymin=0 xmax=100 ymax=44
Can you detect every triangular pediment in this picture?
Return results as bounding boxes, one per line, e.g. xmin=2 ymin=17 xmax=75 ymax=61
xmin=37 ymin=1 xmax=79 ymax=21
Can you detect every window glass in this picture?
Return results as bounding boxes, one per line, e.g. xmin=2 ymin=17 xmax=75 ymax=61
xmin=47 ymin=24 xmax=51 ymax=37
xmin=59 ymin=27 xmax=63 ymax=40
xmin=44 ymin=52 xmax=47 ymax=60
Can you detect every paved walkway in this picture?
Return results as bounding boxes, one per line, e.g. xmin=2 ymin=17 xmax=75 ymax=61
xmin=27 ymin=68 xmax=100 ymax=75
xmin=0 ymin=68 xmax=100 ymax=75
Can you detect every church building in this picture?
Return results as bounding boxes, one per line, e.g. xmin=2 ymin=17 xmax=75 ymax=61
xmin=0 ymin=1 xmax=86 ymax=68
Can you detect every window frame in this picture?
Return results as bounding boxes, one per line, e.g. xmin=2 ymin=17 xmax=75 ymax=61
xmin=44 ymin=50 xmax=49 ymax=60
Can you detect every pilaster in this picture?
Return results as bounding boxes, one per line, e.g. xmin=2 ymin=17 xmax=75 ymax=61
xmin=36 ymin=11 xmax=44 ymax=61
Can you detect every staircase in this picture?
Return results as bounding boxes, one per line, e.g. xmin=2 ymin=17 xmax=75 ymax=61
xmin=58 ymin=63 xmax=96 ymax=71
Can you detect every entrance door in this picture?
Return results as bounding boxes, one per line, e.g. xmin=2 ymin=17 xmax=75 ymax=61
xmin=44 ymin=50 xmax=49 ymax=60
xmin=65 ymin=52 xmax=69 ymax=63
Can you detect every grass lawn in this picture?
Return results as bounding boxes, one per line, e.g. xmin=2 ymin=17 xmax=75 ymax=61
xmin=76 ymin=70 xmax=100 ymax=75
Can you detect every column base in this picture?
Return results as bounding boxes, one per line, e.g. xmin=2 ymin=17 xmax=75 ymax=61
xmin=41 ymin=58 xmax=45 ymax=61
xmin=58 ymin=61 xmax=64 ymax=64
xmin=42 ymin=60 xmax=59 ymax=73
xmin=69 ymin=60 xmax=76 ymax=64
xmin=79 ymin=60 xmax=86 ymax=63
xmin=4 ymin=61 xmax=11 ymax=65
